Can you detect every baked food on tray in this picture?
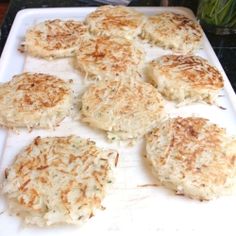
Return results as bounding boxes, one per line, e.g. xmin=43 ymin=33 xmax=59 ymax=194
xmin=74 ymin=35 xmax=145 ymax=81
xmin=145 ymin=117 xmax=236 ymax=201
xmin=24 ymin=19 xmax=90 ymax=59
xmin=141 ymin=12 xmax=203 ymax=54
xmin=85 ymin=5 xmax=145 ymax=39
xmin=0 ymin=72 xmax=72 ymax=129
xmin=146 ymin=55 xmax=224 ymax=104
xmin=80 ymin=79 xmax=165 ymax=141
xmin=2 ymin=135 xmax=118 ymax=226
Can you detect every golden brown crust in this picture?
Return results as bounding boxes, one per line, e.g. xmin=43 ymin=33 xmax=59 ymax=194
xmin=74 ymin=36 xmax=144 ymax=80
xmin=149 ymin=55 xmax=223 ymax=89
xmin=85 ymin=5 xmax=145 ymax=38
xmin=11 ymin=73 xmax=69 ymax=110
xmin=0 ymin=72 xmax=71 ymax=128
xmin=153 ymin=118 xmax=222 ymax=168
xmin=81 ymin=80 xmax=165 ymax=140
xmin=146 ymin=117 xmax=236 ymax=200
xmin=3 ymin=136 xmax=117 ymax=226
xmin=24 ymin=19 xmax=89 ymax=58
xmin=142 ymin=12 xmax=203 ymax=53
xmin=147 ymin=55 xmax=224 ymax=103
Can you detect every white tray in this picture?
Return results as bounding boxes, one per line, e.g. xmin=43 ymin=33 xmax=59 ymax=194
xmin=0 ymin=7 xmax=236 ymax=236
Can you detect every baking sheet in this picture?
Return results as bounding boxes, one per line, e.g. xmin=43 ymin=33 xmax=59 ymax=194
xmin=0 ymin=7 xmax=236 ymax=235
